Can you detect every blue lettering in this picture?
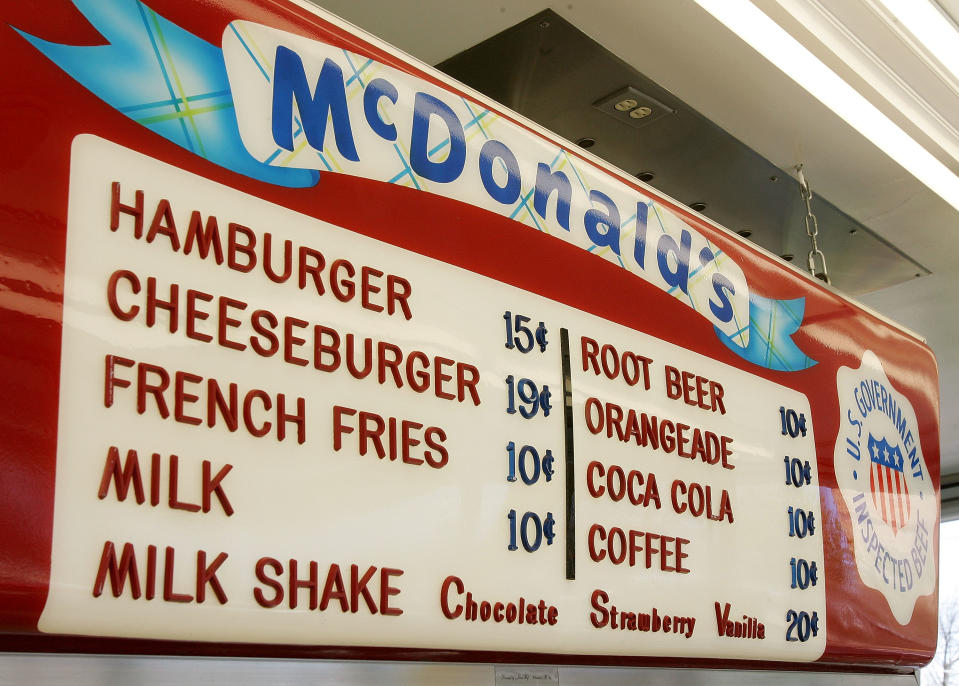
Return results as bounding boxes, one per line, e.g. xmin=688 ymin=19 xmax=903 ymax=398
xmin=708 ymin=273 xmax=735 ymax=323
xmin=271 ymin=46 xmax=358 ymax=161
xmin=533 ymin=164 xmax=571 ymax=231
xmin=846 ymin=409 xmax=862 ymax=438
xmin=533 ymin=162 xmax=573 ymax=231
xmin=479 ymin=140 xmax=521 ymax=204
xmin=584 ymin=190 xmax=621 ymax=254
xmin=846 ymin=436 xmax=860 ymax=461
xmin=409 ymin=93 xmax=466 ymax=183
xmin=657 ymin=229 xmax=692 ymax=294
xmin=267 ymin=49 xmax=746 ymax=329
xmin=633 ymin=202 xmax=648 ymax=268
xmin=697 ymin=246 xmax=734 ymax=322
xmin=363 ymin=78 xmax=398 ymax=142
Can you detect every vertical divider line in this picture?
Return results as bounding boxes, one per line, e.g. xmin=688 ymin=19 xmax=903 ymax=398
xmin=560 ymin=328 xmax=575 ymax=580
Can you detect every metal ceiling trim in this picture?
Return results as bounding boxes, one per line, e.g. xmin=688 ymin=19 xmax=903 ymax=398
xmin=773 ymin=0 xmax=959 ymax=165
xmin=860 ymin=0 xmax=959 ymax=99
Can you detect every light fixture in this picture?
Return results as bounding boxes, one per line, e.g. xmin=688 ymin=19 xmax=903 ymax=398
xmin=873 ymin=0 xmax=959 ymax=84
xmin=694 ymin=0 xmax=959 ymax=214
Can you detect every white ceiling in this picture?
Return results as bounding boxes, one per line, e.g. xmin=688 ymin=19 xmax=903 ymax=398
xmin=308 ymin=0 xmax=959 ymax=477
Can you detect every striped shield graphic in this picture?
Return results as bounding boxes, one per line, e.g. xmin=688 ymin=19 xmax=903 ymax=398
xmin=868 ymin=434 xmax=910 ymax=534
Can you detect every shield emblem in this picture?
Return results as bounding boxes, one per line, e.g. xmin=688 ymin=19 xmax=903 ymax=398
xmin=868 ymin=434 xmax=910 ymax=534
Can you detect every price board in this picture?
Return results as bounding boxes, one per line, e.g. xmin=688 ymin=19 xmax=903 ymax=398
xmin=0 ymin=0 xmax=941 ymax=671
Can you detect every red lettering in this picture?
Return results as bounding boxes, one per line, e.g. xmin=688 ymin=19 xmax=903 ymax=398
xmin=254 ymin=557 xmax=283 ymax=608
xmin=163 ymin=546 xmax=193 ymax=602
xmin=107 ymin=270 xmax=140 ymax=321
xmin=186 ymin=289 xmax=213 ymax=343
xmin=184 ymin=212 xmax=224 ymax=263
xmin=111 ymin=182 xmax=144 ymax=238
xmin=298 ymin=246 xmax=325 ymax=294
xmin=350 ymin=564 xmax=378 ymax=614
xmin=330 ymin=259 xmax=355 ymax=301
xmin=202 ymin=460 xmax=234 ymax=516
xmin=361 ymin=266 xmax=384 ymax=313
xmin=218 ymin=297 xmax=248 ymax=351
xmin=97 ymin=446 xmax=145 ymax=503
xmin=250 ymin=309 xmax=279 ymax=357
xmin=434 ymin=356 xmax=454 ymax=400
xmin=228 ymin=223 xmax=256 ymax=273
xmin=174 ymin=371 xmax=202 ymax=425
xmin=168 ymin=455 xmax=200 ymax=513
xmin=386 ymin=275 xmax=412 ymax=320
xmin=283 ymin=316 xmax=309 ymax=366
xmin=320 ymin=564 xmax=348 ymax=612
xmin=243 ymin=390 xmax=272 ymax=438
xmin=137 ymin=362 xmax=170 ymax=417
xmin=277 ymin=394 xmax=306 ymax=445
xmin=263 ymin=233 xmax=292 ymax=283
xmin=380 ymin=568 xmax=403 ymax=616
xmin=93 ymin=541 xmax=141 ymax=598
xmin=196 ymin=550 xmax=229 ymax=604
xmin=146 ymin=199 xmax=180 ymax=250
xmin=145 ymin=277 xmax=178 ymax=332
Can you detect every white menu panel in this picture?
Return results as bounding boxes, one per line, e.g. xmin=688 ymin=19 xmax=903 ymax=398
xmin=41 ymin=135 xmax=824 ymax=661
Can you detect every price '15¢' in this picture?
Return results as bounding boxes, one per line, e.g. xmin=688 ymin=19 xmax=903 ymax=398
xmin=504 ymin=311 xmax=548 ymax=353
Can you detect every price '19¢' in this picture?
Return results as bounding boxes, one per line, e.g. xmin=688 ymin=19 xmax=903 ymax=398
xmin=506 ymin=375 xmax=552 ymax=419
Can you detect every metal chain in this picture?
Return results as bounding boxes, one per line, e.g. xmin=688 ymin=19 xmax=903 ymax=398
xmin=795 ymin=164 xmax=830 ymax=284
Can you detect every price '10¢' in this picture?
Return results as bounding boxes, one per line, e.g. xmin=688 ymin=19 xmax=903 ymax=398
xmin=506 ymin=442 xmax=555 ymax=485
xmin=779 ymin=406 xmax=807 ymax=437
xmin=507 ymin=509 xmax=556 ymax=553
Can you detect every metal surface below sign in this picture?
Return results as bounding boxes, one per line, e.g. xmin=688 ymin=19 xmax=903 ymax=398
xmin=0 ymin=0 xmax=941 ymax=672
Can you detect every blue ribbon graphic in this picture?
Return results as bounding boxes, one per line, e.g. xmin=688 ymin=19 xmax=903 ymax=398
xmin=13 ymin=0 xmax=317 ymax=188
xmin=716 ymin=294 xmax=816 ymax=372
